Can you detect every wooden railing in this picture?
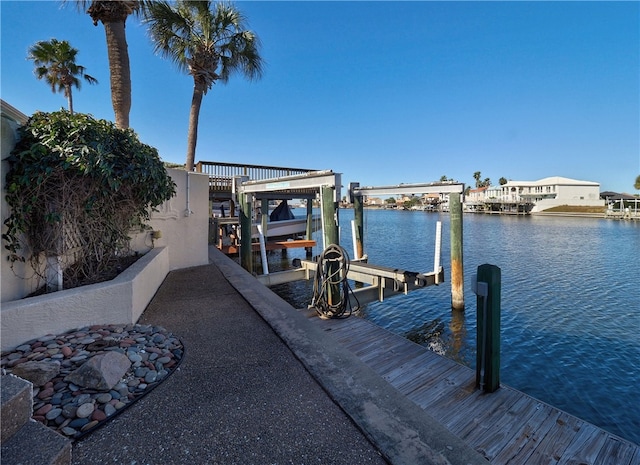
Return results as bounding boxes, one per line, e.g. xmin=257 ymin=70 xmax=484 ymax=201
xmin=195 ymin=161 xmax=316 ymax=193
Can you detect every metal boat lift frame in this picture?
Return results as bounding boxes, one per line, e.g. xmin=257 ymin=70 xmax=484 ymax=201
xmin=255 ymin=180 xmax=465 ymax=309
xmin=233 ymin=170 xmax=342 ymax=271
xmin=257 ymin=257 xmax=445 ymax=307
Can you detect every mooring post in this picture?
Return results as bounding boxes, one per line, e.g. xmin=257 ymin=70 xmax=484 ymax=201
xmin=321 ymin=185 xmax=339 ymax=306
xmin=240 ymin=193 xmax=252 ymax=272
xmin=449 ymin=192 xmax=464 ymax=310
xmin=321 ymin=185 xmax=339 ymax=247
xmin=475 ymin=264 xmax=501 ymax=393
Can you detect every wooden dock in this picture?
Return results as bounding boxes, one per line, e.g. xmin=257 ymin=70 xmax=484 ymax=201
xmin=306 ymin=314 xmax=640 ymax=465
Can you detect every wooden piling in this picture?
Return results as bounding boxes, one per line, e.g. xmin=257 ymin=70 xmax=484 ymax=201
xmin=476 ymin=264 xmax=501 ymax=392
xmin=449 ymin=192 xmax=464 ymax=310
xmin=321 ymin=186 xmax=339 ymax=248
xmin=321 ymin=186 xmax=339 ymax=306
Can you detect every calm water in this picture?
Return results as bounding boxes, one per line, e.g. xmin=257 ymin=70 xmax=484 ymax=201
xmin=265 ymin=208 xmax=640 ymax=445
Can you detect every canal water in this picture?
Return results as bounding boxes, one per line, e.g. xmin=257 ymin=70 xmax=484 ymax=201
xmin=265 ymin=208 xmax=640 ymax=445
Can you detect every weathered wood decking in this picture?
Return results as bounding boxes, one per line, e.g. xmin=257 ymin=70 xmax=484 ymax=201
xmin=307 ymin=314 xmax=640 ymax=465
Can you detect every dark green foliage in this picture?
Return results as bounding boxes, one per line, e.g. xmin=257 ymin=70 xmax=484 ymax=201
xmin=3 ymin=110 xmax=175 ymax=289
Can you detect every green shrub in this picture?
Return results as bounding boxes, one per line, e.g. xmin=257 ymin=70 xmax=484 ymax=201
xmin=3 ymin=110 xmax=176 ymax=290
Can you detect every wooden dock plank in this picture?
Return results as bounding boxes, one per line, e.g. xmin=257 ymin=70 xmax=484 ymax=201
xmin=448 ymin=388 xmax=523 ymax=440
xmin=304 ymin=313 xmax=640 ymax=464
xmin=405 ymin=364 xmax=475 ymax=408
xmin=556 ymin=426 xmax=608 ymax=465
xmin=464 ymin=394 xmax=543 ymax=462
xmin=594 ymin=436 xmax=640 ymax=465
xmin=382 ymin=350 xmax=447 ymax=384
xmin=492 ymin=402 xmax=560 ymax=465
xmin=521 ymin=410 xmax=585 ymax=465
xmin=392 ymin=359 xmax=463 ymax=397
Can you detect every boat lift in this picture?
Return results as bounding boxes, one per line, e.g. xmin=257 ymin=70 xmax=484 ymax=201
xmin=233 ymin=170 xmax=342 ymax=272
xmin=253 ymin=178 xmax=466 ymax=313
xmin=349 ymin=181 xmax=466 ymax=310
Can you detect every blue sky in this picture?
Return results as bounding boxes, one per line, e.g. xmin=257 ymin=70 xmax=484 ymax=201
xmin=2 ymin=1 xmax=639 ymax=193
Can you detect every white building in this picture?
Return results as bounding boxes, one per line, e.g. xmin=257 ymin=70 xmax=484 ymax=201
xmin=485 ymin=176 xmax=603 ymax=212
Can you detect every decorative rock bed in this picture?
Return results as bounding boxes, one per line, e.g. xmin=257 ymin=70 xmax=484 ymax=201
xmin=1 ymin=324 xmax=183 ymax=439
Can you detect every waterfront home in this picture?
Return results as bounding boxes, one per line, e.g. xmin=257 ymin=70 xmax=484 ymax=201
xmin=464 ymin=187 xmax=489 ymax=212
xmin=482 ymin=176 xmax=603 ymax=213
xmin=364 ymin=197 xmax=385 ymax=207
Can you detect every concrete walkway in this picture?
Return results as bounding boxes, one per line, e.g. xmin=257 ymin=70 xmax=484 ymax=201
xmin=71 ymin=247 xmax=487 ymax=465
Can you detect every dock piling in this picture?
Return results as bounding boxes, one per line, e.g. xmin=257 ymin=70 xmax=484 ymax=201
xmin=450 ymin=193 xmax=464 ymax=310
xmin=474 ymin=264 xmax=501 ymax=392
xmin=321 ymin=185 xmax=339 ymax=248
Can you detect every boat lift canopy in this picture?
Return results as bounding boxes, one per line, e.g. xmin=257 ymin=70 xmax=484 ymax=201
xmin=349 ymin=181 xmax=465 ymax=199
xmin=236 ymin=170 xmax=341 ymax=201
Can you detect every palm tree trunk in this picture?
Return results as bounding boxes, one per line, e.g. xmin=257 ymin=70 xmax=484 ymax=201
xmin=102 ymin=20 xmax=131 ymax=129
xmin=186 ymin=83 xmax=205 ymax=171
xmin=67 ymin=86 xmax=74 ymax=114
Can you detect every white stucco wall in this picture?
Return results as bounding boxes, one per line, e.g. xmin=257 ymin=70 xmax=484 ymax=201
xmin=144 ymin=168 xmax=210 ymax=271
xmin=1 ymin=103 xmax=43 ymax=302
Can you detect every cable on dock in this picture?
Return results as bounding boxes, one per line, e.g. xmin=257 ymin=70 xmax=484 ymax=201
xmin=311 ymin=244 xmax=359 ymax=319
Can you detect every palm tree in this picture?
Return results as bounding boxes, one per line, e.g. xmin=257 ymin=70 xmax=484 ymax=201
xmin=28 ymin=39 xmax=98 ymax=114
xmin=473 ymin=171 xmax=482 ymax=188
xmin=145 ymin=0 xmax=263 ymax=171
xmin=635 ymin=175 xmax=640 ymax=190
xmin=68 ymin=1 xmax=146 ymax=129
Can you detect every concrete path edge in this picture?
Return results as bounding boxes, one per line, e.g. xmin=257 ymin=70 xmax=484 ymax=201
xmin=208 ymin=248 xmax=489 ymax=465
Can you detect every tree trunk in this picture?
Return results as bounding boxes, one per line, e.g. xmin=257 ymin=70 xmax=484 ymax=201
xmin=67 ymin=86 xmax=74 ymax=114
xmin=186 ymin=83 xmax=205 ymax=171
xmin=102 ymin=20 xmax=131 ymax=129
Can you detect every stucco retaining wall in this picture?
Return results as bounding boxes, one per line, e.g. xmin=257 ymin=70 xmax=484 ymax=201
xmin=1 ymin=246 xmax=169 ymax=351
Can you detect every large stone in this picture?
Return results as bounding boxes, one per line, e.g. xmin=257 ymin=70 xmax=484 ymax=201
xmin=65 ymin=352 xmax=131 ymax=391
xmin=11 ymin=360 xmax=60 ymax=387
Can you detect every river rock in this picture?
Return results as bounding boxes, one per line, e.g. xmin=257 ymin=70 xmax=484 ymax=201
xmin=76 ymin=402 xmax=95 ymax=419
xmin=11 ymin=360 xmax=60 ymax=386
xmin=65 ymin=351 xmax=130 ymax=391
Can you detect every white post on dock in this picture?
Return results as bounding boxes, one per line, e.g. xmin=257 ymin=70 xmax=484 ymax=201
xmin=351 ymin=219 xmax=360 ymax=260
xmin=434 ymin=221 xmax=442 ymax=283
xmin=256 ymin=224 xmax=269 ymax=275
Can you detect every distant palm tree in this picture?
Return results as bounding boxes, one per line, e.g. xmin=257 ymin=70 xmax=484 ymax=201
xmin=145 ymin=0 xmax=263 ymax=171
xmin=68 ymin=1 xmax=146 ymax=129
xmin=28 ymin=39 xmax=98 ymax=114
xmin=473 ymin=171 xmax=482 ymax=187
xmin=635 ymin=175 xmax=640 ymax=190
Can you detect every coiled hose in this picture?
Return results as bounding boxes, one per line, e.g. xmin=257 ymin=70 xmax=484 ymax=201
xmin=311 ymin=244 xmax=359 ymax=319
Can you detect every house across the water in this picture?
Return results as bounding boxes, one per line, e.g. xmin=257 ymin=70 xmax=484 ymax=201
xmin=466 ymin=176 xmax=604 ymax=213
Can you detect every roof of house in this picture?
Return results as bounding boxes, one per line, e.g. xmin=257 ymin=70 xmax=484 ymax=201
xmin=502 ymin=176 xmax=599 ymax=188
xmin=601 ymin=191 xmax=638 ymax=200
xmin=1 ymin=99 xmax=28 ymax=125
